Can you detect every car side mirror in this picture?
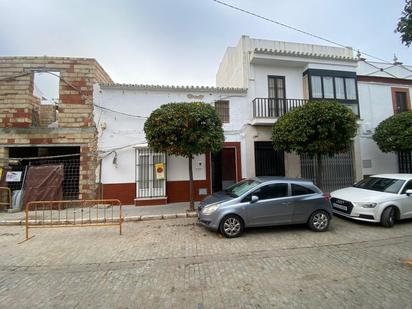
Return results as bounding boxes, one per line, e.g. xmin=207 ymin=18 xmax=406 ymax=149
xmin=406 ymin=189 xmax=412 ymax=196
xmin=251 ymin=195 xmax=259 ymax=203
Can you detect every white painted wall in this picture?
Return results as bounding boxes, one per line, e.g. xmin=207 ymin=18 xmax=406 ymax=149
xmin=252 ymin=64 xmax=304 ymax=99
xmin=357 ymin=81 xmax=412 ymax=175
xmin=94 ymin=84 xmax=248 ymax=185
xmin=167 ymin=155 xmax=206 ymax=181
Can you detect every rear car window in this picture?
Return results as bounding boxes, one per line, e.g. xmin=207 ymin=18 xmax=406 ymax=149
xmin=292 ymin=184 xmax=315 ymax=196
xmin=353 ymin=177 xmax=405 ymax=194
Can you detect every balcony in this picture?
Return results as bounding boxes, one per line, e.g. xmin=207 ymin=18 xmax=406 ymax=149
xmin=251 ymin=98 xmax=308 ymax=125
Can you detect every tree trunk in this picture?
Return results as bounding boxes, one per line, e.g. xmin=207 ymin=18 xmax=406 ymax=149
xmin=316 ymin=154 xmax=323 ymax=189
xmin=188 ymin=155 xmax=195 ymax=211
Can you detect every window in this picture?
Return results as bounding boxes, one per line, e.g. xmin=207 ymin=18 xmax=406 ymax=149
xmin=268 ymin=76 xmax=285 ymax=99
xmin=345 ymin=78 xmax=357 ymax=100
xmin=136 ymin=148 xmax=166 ymax=198
xmin=323 ymin=76 xmax=334 ymax=99
xmin=215 ymin=100 xmax=230 ymax=123
xmin=225 ymin=179 xmax=261 ymax=198
xmin=391 ymin=88 xmax=410 ymax=114
xmin=306 ymin=69 xmax=358 ymax=106
xmin=292 ymin=184 xmax=315 ymax=196
xmin=252 ymin=183 xmax=288 ymax=201
xmin=401 ymin=180 xmax=412 ymax=194
xmin=335 ymin=77 xmax=345 ymax=99
xmin=311 ymin=76 xmax=322 ymax=98
xmin=33 ymin=71 xmax=60 ymax=105
xmin=353 ymin=177 xmax=405 ymax=194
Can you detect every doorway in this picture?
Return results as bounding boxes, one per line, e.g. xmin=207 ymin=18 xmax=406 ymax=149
xmin=254 ymin=141 xmax=285 ymax=176
xmin=212 ymin=148 xmax=237 ymax=192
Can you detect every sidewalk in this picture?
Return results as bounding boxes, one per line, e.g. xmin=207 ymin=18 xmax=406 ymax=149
xmin=0 ymin=202 xmax=199 ymax=226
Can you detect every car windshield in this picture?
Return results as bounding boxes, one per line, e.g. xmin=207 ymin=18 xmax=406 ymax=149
xmin=353 ymin=177 xmax=405 ymax=194
xmin=224 ymin=179 xmax=261 ymax=197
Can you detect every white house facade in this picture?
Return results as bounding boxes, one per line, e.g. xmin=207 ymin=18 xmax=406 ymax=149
xmin=357 ymin=60 xmax=412 ymax=176
xmin=94 ymin=84 xmax=247 ymax=205
xmin=217 ymin=36 xmax=362 ymax=192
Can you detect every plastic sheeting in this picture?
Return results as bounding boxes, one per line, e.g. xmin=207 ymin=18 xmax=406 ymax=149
xmin=23 ymin=164 xmax=64 ymax=208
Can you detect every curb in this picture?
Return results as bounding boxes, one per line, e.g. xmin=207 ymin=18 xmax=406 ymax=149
xmin=0 ymin=211 xmax=198 ymax=226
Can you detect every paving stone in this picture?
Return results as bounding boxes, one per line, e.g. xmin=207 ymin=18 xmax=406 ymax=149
xmin=0 ymin=217 xmax=411 ymax=308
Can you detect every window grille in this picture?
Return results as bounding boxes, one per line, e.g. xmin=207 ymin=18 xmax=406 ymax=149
xmin=215 ymin=100 xmax=230 ymax=123
xmin=136 ymin=148 xmax=166 ymax=198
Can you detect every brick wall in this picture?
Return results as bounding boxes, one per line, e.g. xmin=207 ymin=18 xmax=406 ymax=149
xmin=0 ymin=57 xmax=112 ymax=129
xmin=39 ymin=105 xmax=57 ymax=127
xmin=0 ymin=56 xmax=113 ymax=200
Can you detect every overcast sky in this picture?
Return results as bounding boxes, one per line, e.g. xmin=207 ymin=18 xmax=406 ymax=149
xmin=0 ymin=0 xmax=410 ymax=87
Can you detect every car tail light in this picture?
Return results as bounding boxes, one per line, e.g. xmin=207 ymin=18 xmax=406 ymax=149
xmin=323 ymin=192 xmax=331 ymax=201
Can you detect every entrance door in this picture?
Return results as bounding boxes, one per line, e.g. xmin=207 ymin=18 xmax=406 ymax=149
xmin=212 ymin=148 xmax=237 ymax=192
xmin=254 ymin=141 xmax=285 ymax=176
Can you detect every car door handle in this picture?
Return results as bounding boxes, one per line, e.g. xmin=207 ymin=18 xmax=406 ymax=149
xmin=281 ymin=202 xmax=291 ymax=205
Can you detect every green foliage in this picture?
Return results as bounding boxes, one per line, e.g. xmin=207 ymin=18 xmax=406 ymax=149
xmin=144 ymin=102 xmax=224 ymax=158
xmin=272 ymin=101 xmax=358 ymax=156
xmin=373 ymin=111 xmax=412 ymax=153
xmin=396 ymin=0 xmax=412 ymax=47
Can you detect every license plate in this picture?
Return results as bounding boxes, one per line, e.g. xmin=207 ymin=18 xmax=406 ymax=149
xmin=333 ymin=203 xmax=347 ymax=211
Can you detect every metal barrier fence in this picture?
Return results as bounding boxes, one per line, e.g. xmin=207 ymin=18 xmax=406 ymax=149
xmin=25 ymin=199 xmax=122 ymax=240
xmin=0 ymin=187 xmax=12 ymax=210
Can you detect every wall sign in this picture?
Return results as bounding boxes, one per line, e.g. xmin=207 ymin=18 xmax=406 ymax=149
xmin=6 ymin=171 xmax=22 ymax=182
xmin=155 ymin=163 xmax=165 ymax=180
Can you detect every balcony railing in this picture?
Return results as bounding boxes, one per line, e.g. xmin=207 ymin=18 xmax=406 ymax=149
xmin=252 ymin=98 xmax=308 ymax=118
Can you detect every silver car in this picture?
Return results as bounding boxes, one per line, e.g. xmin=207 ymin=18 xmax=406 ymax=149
xmin=198 ymin=177 xmax=333 ymax=238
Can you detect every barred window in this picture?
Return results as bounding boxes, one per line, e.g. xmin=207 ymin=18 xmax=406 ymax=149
xmin=215 ymin=100 xmax=230 ymax=123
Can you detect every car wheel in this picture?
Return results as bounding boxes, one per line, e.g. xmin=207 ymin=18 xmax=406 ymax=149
xmin=308 ymin=210 xmax=330 ymax=232
xmin=220 ymin=215 xmax=244 ymax=238
xmin=381 ymin=207 xmax=396 ymax=228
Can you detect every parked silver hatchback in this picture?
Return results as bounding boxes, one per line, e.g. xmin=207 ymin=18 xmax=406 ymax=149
xmin=198 ymin=177 xmax=333 ymax=238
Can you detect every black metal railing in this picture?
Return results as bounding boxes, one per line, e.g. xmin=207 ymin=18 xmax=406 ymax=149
xmin=252 ymin=98 xmax=308 ymax=118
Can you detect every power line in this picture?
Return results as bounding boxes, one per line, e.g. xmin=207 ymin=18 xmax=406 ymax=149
xmin=211 ymin=0 xmax=390 ymax=63
xmin=93 ymin=103 xmax=148 ymax=119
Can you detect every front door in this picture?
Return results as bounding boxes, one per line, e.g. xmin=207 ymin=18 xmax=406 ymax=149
xmin=212 ymin=148 xmax=237 ymax=192
xmin=245 ymin=183 xmax=293 ymax=226
xmin=254 ymin=141 xmax=285 ymax=177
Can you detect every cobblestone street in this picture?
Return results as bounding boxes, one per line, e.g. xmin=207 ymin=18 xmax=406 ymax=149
xmin=0 ymin=216 xmax=411 ymax=308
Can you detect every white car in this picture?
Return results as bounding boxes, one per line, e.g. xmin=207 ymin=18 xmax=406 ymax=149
xmin=331 ymin=174 xmax=412 ymax=227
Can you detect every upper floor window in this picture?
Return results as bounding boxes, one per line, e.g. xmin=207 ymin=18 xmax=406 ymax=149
xmin=215 ymin=100 xmax=230 ymax=123
xmin=391 ymin=87 xmax=410 ymax=114
xmin=305 ymin=69 xmax=359 ymax=115
xmin=310 ymin=75 xmax=357 ymax=101
xmin=268 ymin=76 xmax=286 ymax=99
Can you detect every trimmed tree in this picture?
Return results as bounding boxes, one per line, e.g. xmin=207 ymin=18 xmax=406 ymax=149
xmin=372 ymin=111 xmax=412 ymax=154
xmin=395 ymin=0 xmax=412 ymax=47
xmin=144 ymin=102 xmax=224 ymax=211
xmin=272 ymin=100 xmax=357 ymax=188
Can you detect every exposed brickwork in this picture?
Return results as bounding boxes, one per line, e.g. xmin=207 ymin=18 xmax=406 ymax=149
xmin=0 ymin=57 xmax=112 ymax=128
xmin=38 ymin=105 xmax=57 ymax=127
xmin=0 ymin=57 xmax=113 ymax=200
xmin=0 ymin=147 xmax=8 ymax=168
